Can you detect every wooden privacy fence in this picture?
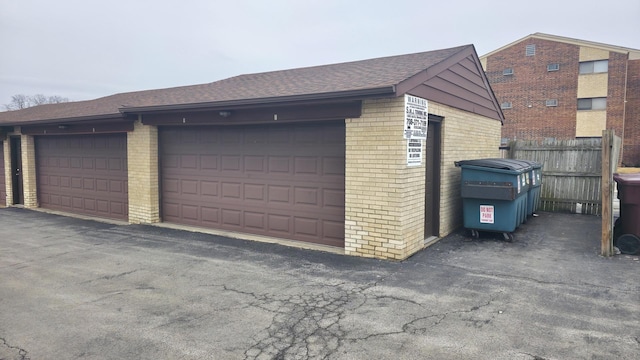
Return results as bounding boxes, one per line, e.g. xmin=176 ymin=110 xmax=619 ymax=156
xmin=506 ymin=138 xmax=604 ymax=215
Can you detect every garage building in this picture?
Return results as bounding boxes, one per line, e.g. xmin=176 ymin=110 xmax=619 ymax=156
xmin=0 ymin=45 xmax=503 ymax=259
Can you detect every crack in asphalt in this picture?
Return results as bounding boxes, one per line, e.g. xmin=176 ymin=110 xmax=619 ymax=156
xmin=214 ymin=278 xmax=499 ymax=360
xmin=227 ymin=282 xmax=372 ymax=360
xmin=437 ymin=262 xmax=640 ymax=294
xmin=0 ymin=337 xmax=30 ymax=360
xmin=519 ymin=353 xmax=548 ymax=360
xmin=79 ymin=269 xmax=139 ymax=284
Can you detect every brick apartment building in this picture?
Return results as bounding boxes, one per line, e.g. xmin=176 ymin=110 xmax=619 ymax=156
xmin=480 ymin=33 xmax=640 ymax=166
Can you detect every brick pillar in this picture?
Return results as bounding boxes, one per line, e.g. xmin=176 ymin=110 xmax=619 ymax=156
xmin=127 ymin=118 xmax=160 ymax=224
xmin=21 ymin=134 xmax=38 ymax=208
xmin=344 ymin=98 xmax=426 ymax=260
xmin=3 ymin=139 xmax=10 ymax=206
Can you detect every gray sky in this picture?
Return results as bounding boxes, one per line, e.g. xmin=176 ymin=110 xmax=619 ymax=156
xmin=1 ymin=0 xmax=639 ymax=107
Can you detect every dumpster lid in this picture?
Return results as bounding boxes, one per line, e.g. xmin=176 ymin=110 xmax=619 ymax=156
xmin=613 ymin=173 xmax=640 ymax=185
xmin=454 ymin=158 xmax=531 ymax=172
xmin=513 ymin=159 xmax=542 ymax=169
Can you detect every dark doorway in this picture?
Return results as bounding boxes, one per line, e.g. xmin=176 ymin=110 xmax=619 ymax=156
xmin=425 ymin=116 xmax=442 ymax=238
xmin=10 ymin=136 xmax=23 ymax=205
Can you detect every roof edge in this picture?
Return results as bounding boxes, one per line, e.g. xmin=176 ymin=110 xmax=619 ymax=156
xmin=480 ymin=32 xmax=640 ymax=59
xmin=119 ymin=86 xmax=396 ymax=114
xmin=0 ymin=113 xmax=127 ymax=127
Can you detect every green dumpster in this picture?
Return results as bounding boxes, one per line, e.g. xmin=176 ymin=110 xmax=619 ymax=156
xmin=518 ymin=160 xmax=543 ymax=217
xmin=455 ymin=159 xmax=530 ymax=241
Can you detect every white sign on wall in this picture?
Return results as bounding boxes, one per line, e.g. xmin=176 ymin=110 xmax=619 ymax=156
xmin=404 ymin=94 xmax=428 ymax=140
xmin=407 ymin=139 xmax=422 ymax=166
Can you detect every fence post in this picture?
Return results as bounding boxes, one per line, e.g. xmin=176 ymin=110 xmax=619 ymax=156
xmin=601 ymin=130 xmax=613 ymax=257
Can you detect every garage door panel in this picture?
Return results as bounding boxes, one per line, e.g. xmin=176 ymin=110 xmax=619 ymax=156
xmin=36 ymin=134 xmax=128 ymax=221
xmin=181 ymin=204 xmax=199 ymax=221
xmin=180 ymin=179 xmax=198 ymax=195
xmin=201 ymin=181 xmax=219 ymax=197
xmin=323 ymin=220 xmax=345 ymax=241
xmin=323 ymin=157 xmax=346 ymax=175
xmin=268 ymin=185 xmax=290 ymax=203
xmin=96 ymin=200 xmax=110 ymax=213
xmin=222 ymin=209 xmax=242 ymax=227
xmin=322 ymin=189 xmax=345 ymax=209
xmin=160 ymin=123 xmax=344 ymax=246
xmin=200 ymin=155 xmax=218 ymax=170
xmin=244 ymin=156 xmax=265 ymax=172
xmin=244 ymin=212 xmax=265 ymax=230
xmin=244 ymin=183 xmax=265 ymax=201
xmin=221 ymin=156 xmax=241 ymax=171
xmin=201 ymin=206 xmax=220 ymax=224
xmin=294 ymin=217 xmax=319 ymax=236
xmin=268 ymin=157 xmax=290 ymax=173
xmin=163 ymin=202 xmax=180 ymax=219
xmin=84 ymin=198 xmax=96 ymax=211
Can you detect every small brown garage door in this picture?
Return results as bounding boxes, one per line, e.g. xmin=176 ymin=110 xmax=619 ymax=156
xmin=160 ymin=122 xmax=345 ymax=247
xmin=36 ymin=134 xmax=128 ymax=220
xmin=0 ymin=142 xmax=5 ymax=206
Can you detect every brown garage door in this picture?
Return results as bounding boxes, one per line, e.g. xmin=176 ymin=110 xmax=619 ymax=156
xmin=0 ymin=142 xmax=5 ymax=206
xmin=36 ymin=134 xmax=128 ymax=220
xmin=160 ymin=122 xmax=345 ymax=247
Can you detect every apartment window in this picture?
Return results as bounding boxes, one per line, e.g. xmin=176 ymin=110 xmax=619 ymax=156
xmin=525 ymin=44 xmax=536 ymax=56
xmin=547 ymin=63 xmax=560 ymax=72
xmin=503 ymin=68 xmax=514 ymax=76
xmin=579 ymin=60 xmax=608 ymax=74
xmin=501 ymin=101 xmax=512 ymax=109
xmin=545 ymin=99 xmax=558 ymax=107
xmin=577 ymin=97 xmax=607 ymax=110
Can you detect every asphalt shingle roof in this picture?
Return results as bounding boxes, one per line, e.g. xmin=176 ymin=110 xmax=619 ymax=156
xmin=0 ymin=45 xmax=471 ymax=124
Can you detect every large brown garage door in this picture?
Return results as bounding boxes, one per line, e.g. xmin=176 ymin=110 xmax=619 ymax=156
xmin=0 ymin=142 xmax=5 ymax=206
xmin=36 ymin=134 xmax=128 ymax=220
xmin=160 ymin=122 xmax=345 ymax=247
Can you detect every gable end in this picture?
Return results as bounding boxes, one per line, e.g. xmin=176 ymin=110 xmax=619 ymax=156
xmin=396 ymin=46 xmax=504 ymax=122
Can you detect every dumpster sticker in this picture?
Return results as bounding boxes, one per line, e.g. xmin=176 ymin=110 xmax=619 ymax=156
xmin=480 ymin=205 xmax=495 ymax=224
xmin=404 ymin=95 xmax=428 ymax=140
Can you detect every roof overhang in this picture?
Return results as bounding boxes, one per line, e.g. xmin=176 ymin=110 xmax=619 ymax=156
xmin=119 ymin=86 xmax=396 ymax=114
xmin=0 ymin=113 xmax=131 ymax=127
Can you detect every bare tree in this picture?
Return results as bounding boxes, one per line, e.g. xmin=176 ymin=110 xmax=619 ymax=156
xmin=5 ymin=94 xmax=30 ymax=110
xmin=30 ymin=94 xmax=48 ymax=106
xmin=48 ymin=95 xmax=69 ymax=104
xmin=3 ymin=94 xmax=70 ymax=111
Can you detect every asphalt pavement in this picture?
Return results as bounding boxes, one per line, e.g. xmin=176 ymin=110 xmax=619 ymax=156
xmin=0 ymin=207 xmax=638 ymax=360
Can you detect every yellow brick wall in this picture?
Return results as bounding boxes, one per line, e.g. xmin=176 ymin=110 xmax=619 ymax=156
xmin=576 ymin=110 xmax=607 ymax=137
xmin=429 ymin=102 xmax=502 ymax=236
xmin=21 ymin=134 xmax=38 ymax=208
xmin=127 ymin=119 xmax=160 ymax=224
xmin=345 ymin=97 xmax=425 ymax=260
xmin=579 ymin=47 xmax=610 ymax=61
xmin=577 ymin=73 xmax=608 ymax=98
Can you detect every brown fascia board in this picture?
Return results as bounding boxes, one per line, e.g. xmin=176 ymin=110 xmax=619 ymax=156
xmin=0 ymin=113 xmax=130 ymax=127
xmin=119 ymin=86 xmax=396 ymax=114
